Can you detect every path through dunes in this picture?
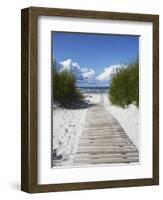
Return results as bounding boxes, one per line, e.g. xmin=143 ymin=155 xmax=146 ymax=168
xmin=73 ymin=104 xmax=139 ymax=166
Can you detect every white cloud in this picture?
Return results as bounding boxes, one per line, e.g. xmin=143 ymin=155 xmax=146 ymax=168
xmin=81 ymin=68 xmax=95 ymax=80
xmin=60 ymin=59 xmax=80 ymax=71
xmin=57 ymin=59 xmax=95 ymax=81
xmin=55 ymin=59 xmax=125 ymax=86
xmin=96 ymin=64 xmax=124 ymax=81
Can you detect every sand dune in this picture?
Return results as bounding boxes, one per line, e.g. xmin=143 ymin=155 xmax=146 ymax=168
xmin=52 ymin=93 xmax=139 ymax=167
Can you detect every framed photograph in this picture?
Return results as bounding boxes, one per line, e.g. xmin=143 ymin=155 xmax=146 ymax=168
xmin=21 ymin=7 xmax=159 ymax=193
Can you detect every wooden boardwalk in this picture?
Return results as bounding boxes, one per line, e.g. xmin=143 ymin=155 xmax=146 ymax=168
xmin=73 ymin=104 xmax=139 ymax=166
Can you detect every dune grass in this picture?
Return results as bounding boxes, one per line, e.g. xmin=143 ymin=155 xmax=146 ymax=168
xmin=53 ymin=61 xmax=83 ymax=106
xmin=109 ymin=59 xmax=139 ymax=108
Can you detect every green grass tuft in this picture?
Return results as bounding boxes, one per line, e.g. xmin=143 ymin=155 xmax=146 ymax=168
xmin=109 ymin=59 xmax=139 ymax=108
xmin=53 ymin=61 xmax=83 ymax=106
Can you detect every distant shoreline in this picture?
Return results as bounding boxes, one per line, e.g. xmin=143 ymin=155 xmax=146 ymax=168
xmin=77 ymin=86 xmax=109 ymax=94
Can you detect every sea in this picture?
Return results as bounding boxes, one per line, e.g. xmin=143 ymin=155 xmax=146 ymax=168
xmin=77 ymin=86 xmax=109 ymax=94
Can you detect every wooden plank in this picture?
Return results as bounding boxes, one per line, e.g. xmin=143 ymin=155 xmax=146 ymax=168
xmin=79 ymin=138 xmax=131 ymax=143
xmin=81 ymin=133 xmax=126 ymax=137
xmin=82 ymin=131 xmax=125 ymax=134
xmin=73 ymin=158 xmax=139 ymax=165
xmin=80 ymin=135 xmax=128 ymax=139
xmin=79 ymin=139 xmax=131 ymax=144
xmin=77 ymin=146 xmax=137 ymax=151
xmin=78 ymin=143 xmax=137 ymax=148
xmin=74 ymin=153 xmax=139 ymax=159
xmin=79 ymin=139 xmax=131 ymax=143
xmin=84 ymin=126 xmax=122 ymax=129
xmin=83 ymin=129 xmax=123 ymax=132
xmin=78 ymin=143 xmax=136 ymax=148
xmin=77 ymin=149 xmax=138 ymax=154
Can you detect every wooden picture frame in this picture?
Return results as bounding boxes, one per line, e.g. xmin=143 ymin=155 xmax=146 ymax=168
xmin=21 ymin=7 xmax=159 ymax=193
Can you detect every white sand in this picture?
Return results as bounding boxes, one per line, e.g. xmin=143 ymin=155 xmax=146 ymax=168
xmin=53 ymin=92 xmax=139 ymax=166
xmin=103 ymin=93 xmax=139 ymax=150
xmin=53 ymin=106 xmax=87 ymax=166
xmin=83 ymin=93 xmax=101 ymax=104
xmin=52 ymin=93 xmax=100 ymax=166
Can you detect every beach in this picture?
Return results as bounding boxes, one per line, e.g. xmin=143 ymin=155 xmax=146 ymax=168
xmin=52 ymin=92 xmax=139 ymax=167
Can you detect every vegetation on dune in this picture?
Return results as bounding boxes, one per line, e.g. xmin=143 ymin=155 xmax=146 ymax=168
xmin=109 ymin=59 xmax=139 ymax=108
xmin=53 ymin=61 xmax=83 ymax=106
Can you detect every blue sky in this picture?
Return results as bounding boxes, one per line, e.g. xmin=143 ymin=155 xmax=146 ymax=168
xmin=52 ymin=32 xmax=139 ymax=86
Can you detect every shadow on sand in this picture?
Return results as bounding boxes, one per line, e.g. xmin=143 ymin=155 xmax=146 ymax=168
xmin=53 ymin=100 xmax=97 ymax=110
